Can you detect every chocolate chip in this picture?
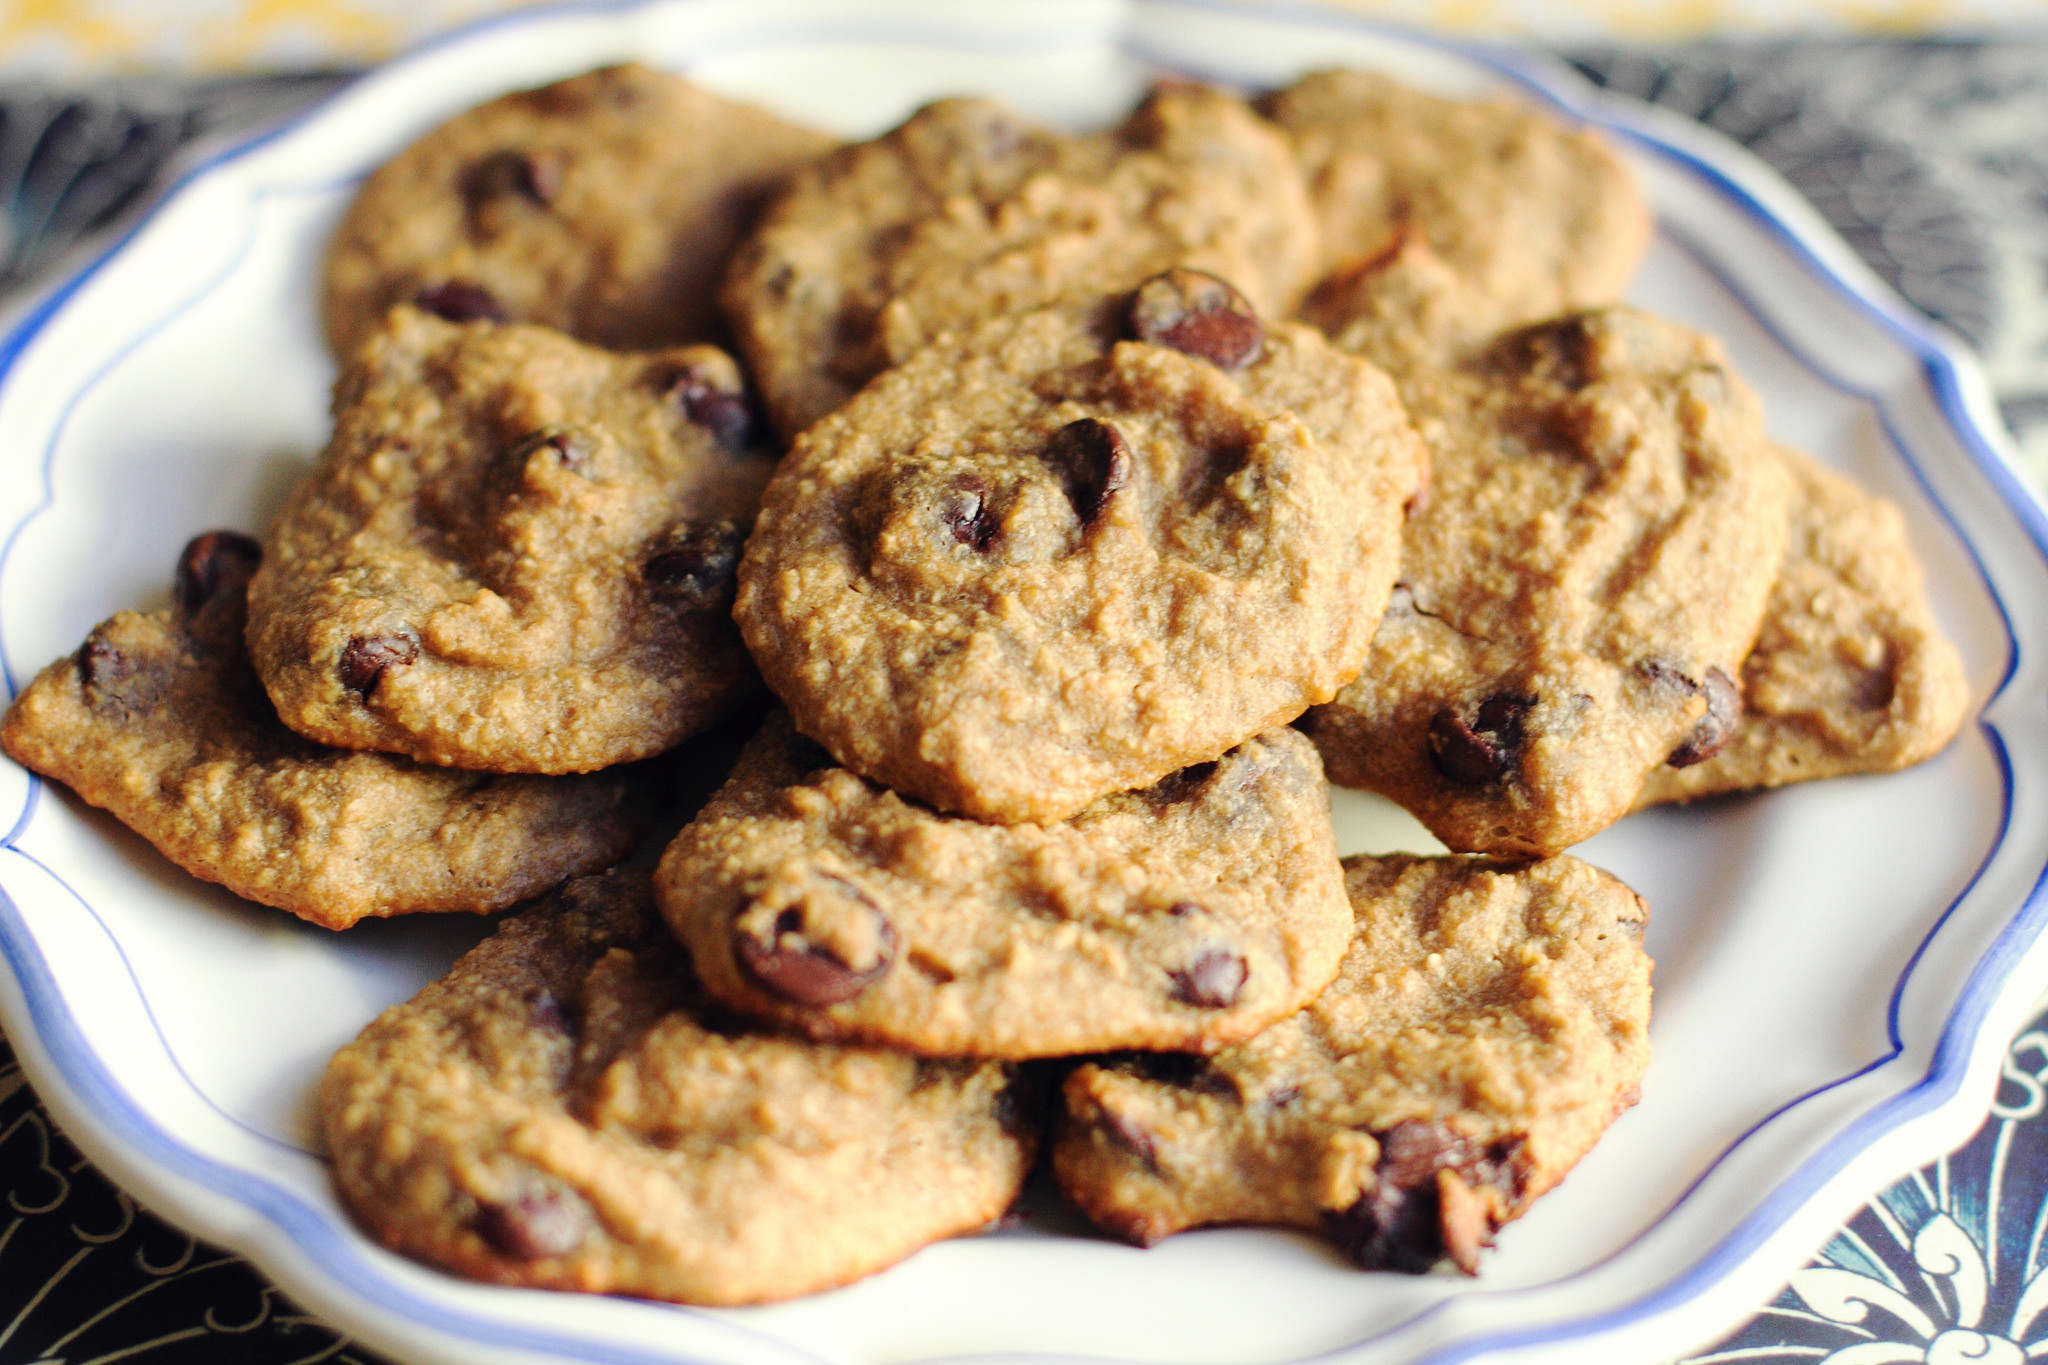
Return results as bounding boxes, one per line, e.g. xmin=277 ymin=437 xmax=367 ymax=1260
xmin=940 ymin=476 xmax=999 ymax=552
xmin=172 ymin=531 xmax=262 ymax=616
xmin=1151 ymin=761 xmax=1218 ymax=804
xmin=1045 ymin=418 xmax=1131 ymax=525
xmin=413 ymin=280 xmax=505 ymax=325
xmin=1129 ymin=268 xmax=1263 ymax=370
xmin=75 ymin=630 xmax=152 ymax=716
xmin=650 ymin=359 xmax=755 ymax=453
xmin=338 ymin=631 xmax=419 ymax=699
xmin=1100 ymin=1106 xmax=1159 ymax=1168
xmin=643 ymin=521 xmax=744 ymax=603
xmin=507 ymin=427 xmax=592 ymax=476
xmin=1323 ymin=1121 xmax=1468 ymax=1273
xmin=1171 ymin=947 xmax=1247 ymax=1009
xmin=1509 ymin=315 xmax=1598 ymax=390
xmin=462 ymin=148 xmax=565 ymax=209
xmin=733 ymin=878 xmax=898 ymax=1007
xmin=1666 ymin=665 xmax=1741 ymax=768
xmin=1166 ymin=900 xmax=1203 ymax=917
xmin=1323 ymin=1122 xmax=1527 ymax=1273
xmin=473 ymin=1188 xmax=588 ymax=1260
xmin=1427 ymin=694 xmax=1533 ymax=785
xmin=529 ymin=989 xmax=573 ymax=1036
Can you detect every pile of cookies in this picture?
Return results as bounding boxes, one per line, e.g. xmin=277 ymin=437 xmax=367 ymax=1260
xmin=0 ymin=62 xmax=1969 ymax=1305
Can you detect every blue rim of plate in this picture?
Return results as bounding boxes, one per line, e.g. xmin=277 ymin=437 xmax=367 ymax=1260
xmin=0 ymin=2 xmax=2043 ymax=1363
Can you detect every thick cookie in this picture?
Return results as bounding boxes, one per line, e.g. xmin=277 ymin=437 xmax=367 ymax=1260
xmin=0 ymin=534 xmax=646 ymax=929
xmin=655 ymin=713 xmax=1350 ymax=1058
xmin=323 ymin=64 xmax=833 ymax=359
xmin=1262 ymin=68 xmax=1649 ymax=353
xmin=1302 ymin=309 xmax=1792 ymax=857
xmin=735 ymin=279 xmax=1426 ymax=825
xmin=322 ymin=869 xmax=1033 ymax=1305
xmin=722 ymin=84 xmax=1322 ymax=439
xmin=1053 ymin=852 xmax=1652 ymax=1273
xmin=248 ymin=308 xmax=771 ymax=774
xmin=1635 ymin=447 xmax=1969 ymax=806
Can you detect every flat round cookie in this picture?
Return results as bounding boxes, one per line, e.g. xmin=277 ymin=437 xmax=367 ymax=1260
xmin=323 ymin=64 xmax=834 ymax=359
xmin=735 ymin=278 xmax=1426 ymax=825
xmin=722 ymin=84 xmax=1322 ymax=439
xmin=1053 ymin=852 xmax=1652 ymax=1274
xmin=1262 ymin=68 xmax=1650 ymax=352
xmin=1302 ymin=308 xmax=1792 ymax=857
xmin=248 ymin=308 xmax=772 ymax=774
xmin=655 ymin=713 xmax=1350 ymax=1058
xmin=1634 ymin=446 xmax=1969 ymax=807
xmin=0 ymin=534 xmax=647 ymax=929
xmin=322 ymin=869 xmax=1033 ymax=1305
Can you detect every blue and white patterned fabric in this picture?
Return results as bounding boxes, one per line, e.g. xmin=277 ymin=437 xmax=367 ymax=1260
xmin=2 ymin=40 xmax=2045 ymax=1364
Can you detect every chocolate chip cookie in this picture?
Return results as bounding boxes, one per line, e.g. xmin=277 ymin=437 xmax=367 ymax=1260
xmin=1053 ymin=852 xmax=1652 ymax=1273
xmin=1635 ymin=446 xmax=1969 ymax=806
xmin=1262 ymin=68 xmax=1650 ymax=353
xmin=722 ymin=84 xmax=1323 ymax=439
xmin=655 ymin=713 xmax=1349 ymax=1058
xmin=247 ymin=307 xmax=771 ymax=773
xmin=322 ymin=869 xmax=1033 ymax=1304
xmin=1302 ymin=309 xmax=1792 ymax=857
xmin=1 ymin=534 xmax=647 ymax=929
xmin=735 ymin=278 xmax=1427 ymax=825
xmin=323 ymin=64 xmax=833 ymax=359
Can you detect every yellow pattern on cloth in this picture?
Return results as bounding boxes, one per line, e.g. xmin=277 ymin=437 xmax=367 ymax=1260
xmin=0 ymin=0 xmax=2033 ymax=74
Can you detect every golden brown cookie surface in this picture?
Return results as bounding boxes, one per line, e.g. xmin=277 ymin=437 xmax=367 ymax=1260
xmin=722 ymin=86 xmax=1323 ymax=439
xmin=323 ymin=64 xmax=833 ymax=359
xmin=248 ymin=308 xmax=771 ymax=774
xmin=736 ymin=284 xmax=1425 ymax=824
xmin=1 ymin=534 xmax=646 ymax=929
xmin=1265 ymin=68 xmax=1650 ymax=355
xmin=321 ymin=870 xmax=1033 ymax=1305
xmin=1303 ymin=308 xmax=1792 ymax=857
xmin=656 ymin=713 xmax=1350 ymax=1058
xmin=1053 ymin=852 xmax=1652 ymax=1273
xmin=1635 ymin=446 xmax=1969 ymax=806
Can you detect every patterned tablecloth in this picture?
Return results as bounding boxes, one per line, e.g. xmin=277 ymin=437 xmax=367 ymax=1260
xmin=2 ymin=37 xmax=2046 ymax=1365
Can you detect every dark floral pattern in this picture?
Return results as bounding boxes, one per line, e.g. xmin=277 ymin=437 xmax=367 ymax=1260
xmin=0 ymin=1036 xmax=390 ymax=1364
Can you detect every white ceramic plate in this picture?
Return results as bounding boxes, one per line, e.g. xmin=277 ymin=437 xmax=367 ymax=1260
xmin=2 ymin=3 xmax=2045 ymax=1363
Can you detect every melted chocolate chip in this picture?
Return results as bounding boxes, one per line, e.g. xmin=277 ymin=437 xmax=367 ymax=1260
xmin=462 ymin=148 xmax=566 ymax=210
xmin=1171 ymin=947 xmax=1247 ymax=1009
xmin=507 ymin=428 xmax=592 ymax=476
xmin=413 ymin=280 xmax=505 ymax=325
xmin=529 ymin=988 xmax=574 ymax=1036
xmin=1509 ymin=315 xmax=1598 ymax=390
xmin=940 ymin=476 xmax=999 ymax=552
xmin=1128 ymin=268 xmax=1263 ymax=370
xmin=75 ymin=630 xmax=135 ymax=701
xmin=651 ymin=360 xmax=755 ymax=453
xmin=173 ymin=531 xmax=262 ymax=616
xmin=1100 ymin=1106 xmax=1159 ymax=1168
xmin=1045 ymin=418 xmax=1131 ymax=525
xmin=1323 ymin=1123 xmax=1530 ymax=1273
xmin=733 ymin=880 xmax=898 ymax=1007
xmin=338 ymin=631 xmax=420 ymax=699
xmin=1427 ymin=694 xmax=1534 ymax=785
xmin=643 ymin=521 xmax=744 ymax=603
xmin=1666 ymin=665 xmax=1741 ymax=768
xmin=474 ymin=1188 xmax=588 ymax=1260
xmin=1323 ymin=1121 xmax=1483 ymax=1273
